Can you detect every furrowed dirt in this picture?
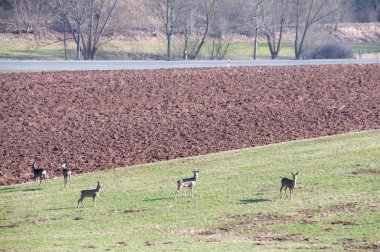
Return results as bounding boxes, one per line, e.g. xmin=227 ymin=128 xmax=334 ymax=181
xmin=0 ymin=64 xmax=379 ymax=185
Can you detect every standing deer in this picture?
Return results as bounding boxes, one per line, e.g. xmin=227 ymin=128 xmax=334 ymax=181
xmin=31 ymin=163 xmax=47 ymax=185
xmin=61 ymin=163 xmax=71 ymax=188
xmin=280 ymin=172 xmax=299 ymax=199
xmin=77 ymin=181 xmax=102 ymax=208
xmin=175 ymin=170 xmax=199 ymax=199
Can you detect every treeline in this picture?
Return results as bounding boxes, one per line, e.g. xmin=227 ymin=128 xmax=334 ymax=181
xmin=0 ymin=0 xmax=379 ymax=60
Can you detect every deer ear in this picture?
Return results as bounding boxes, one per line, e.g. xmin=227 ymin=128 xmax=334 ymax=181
xmin=291 ymin=172 xmax=294 ymax=176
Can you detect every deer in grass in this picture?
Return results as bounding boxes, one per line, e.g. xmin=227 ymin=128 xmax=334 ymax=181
xmin=175 ymin=170 xmax=199 ymax=199
xmin=61 ymin=163 xmax=71 ymax=188
xmin=31 ymin=163 xmax=47 ymax=185
xmin=77 ymin=181 xmax=102 ymax=208
xmin=280 ymin=172 xmax=299 ymax=199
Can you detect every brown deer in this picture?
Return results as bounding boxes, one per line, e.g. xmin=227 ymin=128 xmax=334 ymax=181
xmin=77 ymin=181 xmax=102 ymax=208
xmin=280 ymin=172 xmax=299 ymax=199
xmin=61 ymin=163 xmax=71 ymax=188
xmin=31 ymin=163 xmax=47 ymax=185
xmin=175 ymin=170 xmax=199 ymax=199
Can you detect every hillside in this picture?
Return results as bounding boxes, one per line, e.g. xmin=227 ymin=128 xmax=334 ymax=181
xmin=0 ymin=64 xmax=379 ymax=185
xmin=0 ymin=130 xmax=379 ymax=251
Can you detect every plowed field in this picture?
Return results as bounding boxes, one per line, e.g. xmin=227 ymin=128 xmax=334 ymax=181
xmin=1 ymin=64 xmax=379 ymax=185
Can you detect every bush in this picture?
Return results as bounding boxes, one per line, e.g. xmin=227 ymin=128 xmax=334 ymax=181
xmin=312 ymin=42 xmax=354 ymax=59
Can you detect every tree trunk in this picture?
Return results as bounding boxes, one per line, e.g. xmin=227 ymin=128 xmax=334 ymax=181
xmin=86 ymin=0 xmax=94 ymax=61
xmin=293 ymin=0 xmax=336 ymax=60
xmin=262 ymin=0 xmax=285 ymax=60
xmin=166 ymin=33 xmax=172 ymax=61
xmin=188 ymin=0 xmax=216 ymax=60
xmin=63 ymin=24 xmax=67 ymax=60
xmin=253 ymin=20 xmax=258 ymax=60
xmin=76 ymin=31 xmax=81 ymax=60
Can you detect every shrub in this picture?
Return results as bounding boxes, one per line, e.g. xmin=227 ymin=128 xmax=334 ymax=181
xmin=312 ymin=42 xmax=354 ymax=59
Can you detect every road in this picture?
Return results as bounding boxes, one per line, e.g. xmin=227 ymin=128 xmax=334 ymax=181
xmin=0 ymin=59 xmax=379 ymax=72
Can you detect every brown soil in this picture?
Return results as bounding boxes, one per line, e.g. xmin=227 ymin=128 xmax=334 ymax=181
xmin=352 ymin=169 xmax=380 ymax=175
xmin=341 ymin=238 xmax=380 ymax=251
xmin=251 ymin=234 xmax=309 ymax=243
xmin=0 ymin=64 xmax=380 ymax=185
xmin=327 ymin=203 xmax=358 ymax=212
xmin=331 ymin=220 xmax=356 ymax=226
xmin=123 ymin=209 xmax=147 ymax=214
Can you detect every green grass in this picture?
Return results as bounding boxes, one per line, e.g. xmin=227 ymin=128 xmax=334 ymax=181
xmin=0 ymin=41 xmax=67 ymax=60
xmin=101 ymin=41 xmax=295 ymax=60
xmin=351 ymin=43 xmax=380 ymax=54
xmin=1 ymin=39 xmax=379 ymax=60
xmin=1 ymin=130 xmax=380 ymax=251
xmin=224 ymin=42 xmax=294 ymax=60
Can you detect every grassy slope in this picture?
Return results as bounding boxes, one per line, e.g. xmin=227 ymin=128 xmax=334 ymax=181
xmin=0 ymin=130 xmax=379 ymax=251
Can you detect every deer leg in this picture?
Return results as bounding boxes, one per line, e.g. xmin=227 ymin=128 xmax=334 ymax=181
xmin=284 ymin=187 xmax=289 ymax=198
xmin=280 ymin=185 xmax=284 ymax=198
xmin=79 ymin=197 xmax=85 ymax=207
xmin=77 ymin=198 xmax=82 ymax=208
xmin=40 ymin=175 xmax=46 ymax=185
xmin=93 ymin=196 xmax=96 ymax=207
xmin=65 ymin=176 xmax=70 ymax=188
xmin=289 ymin=188 xmax=293 ymax=200
xmin=175 ymin=184 xmax=182 ymax=199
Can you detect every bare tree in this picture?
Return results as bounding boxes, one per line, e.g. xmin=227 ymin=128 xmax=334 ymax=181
xmin=186 ymin=0 xmax=216 ymax=60
xmin=207 ymin=0 xmax=233 ymax=60
xmin=52 ymin=0 xmax=90 ymax=59
xmin=209 ymin=33 xmax=232 ymax=60
xmin=10 ymin=0 xmax=49 ymax=35
xmin=371 ymin=0 xmax=380 ymax=21
xmin=154 ymin=0 xmax=186 ymax=60
xmin=252 ymin=3 xmax=261 ymax=60
xmin=81 ymin=0 xmax=118 ymax=60
xmin=51 ymin=0 xmax=117 ymax=60
xmin=344 ymin=0 xmax=380 ymax=22
xmin=260 ymin=0 xmax=288 ymax=59
xmin=234 ymin=0 xmax=262 ymax=60
xmin=293 ymin=0 xmax=340 ymax=60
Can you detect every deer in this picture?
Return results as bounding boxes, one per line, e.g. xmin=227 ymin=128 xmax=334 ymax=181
xmin=31 ymin=163 xmax=47 ymax=185
xmin=61 ymin=163 xmax=71 ymax=188
xmin=175 ymin=170 xmax=199 ymax=199
xmin=77 ymin=181 xmax=102 ymax=208
xmin=280 ymin=172 xmax=299 ymax=199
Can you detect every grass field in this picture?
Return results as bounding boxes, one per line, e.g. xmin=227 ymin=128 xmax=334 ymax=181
xmin=1 ymin=40 xmax=379 ymax=60
xmin=0 ymin=130 xmax=379 ymax=251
